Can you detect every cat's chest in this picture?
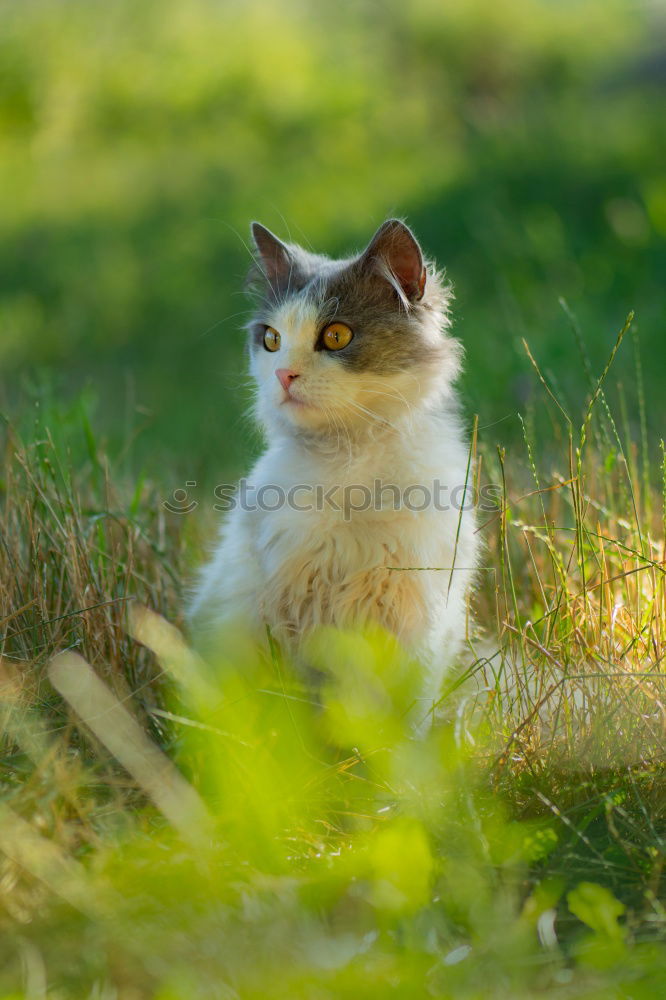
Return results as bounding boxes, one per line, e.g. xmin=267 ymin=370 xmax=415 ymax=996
xmin=252 ymin=502 xmax=437 ymax=641
xmin=256 ymin=499 xmax=420 ymax=574
xmin=249 ymin=442 xmax=450 ymax=577
xmin=244 ymin=439 xmax=459 ymax=638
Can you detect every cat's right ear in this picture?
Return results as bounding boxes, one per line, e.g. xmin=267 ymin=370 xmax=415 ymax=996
xmin=359 ymin=219 xmax=427 ymax=305
xmin=250 ymin=222 xmax=294 ymax=293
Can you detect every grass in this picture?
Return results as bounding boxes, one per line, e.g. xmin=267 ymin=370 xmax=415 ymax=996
xmin=0 ymin=317 xmax=665 ymax=998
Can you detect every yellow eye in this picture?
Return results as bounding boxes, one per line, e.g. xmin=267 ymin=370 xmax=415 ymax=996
xmin=322 ymin=322 xmax=353 ymax=351
xmin=263 ymin=326 xmax=281 ymax=352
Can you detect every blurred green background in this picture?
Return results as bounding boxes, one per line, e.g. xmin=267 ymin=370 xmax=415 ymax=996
xmin=1 ymin=0 xmax=664 ymax=480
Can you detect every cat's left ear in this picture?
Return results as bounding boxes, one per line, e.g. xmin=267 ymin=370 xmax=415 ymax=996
xmin=250 ymin=222 xmax=294 ymax=291
xmin=360 ymin=219 xmax=427 ymax=303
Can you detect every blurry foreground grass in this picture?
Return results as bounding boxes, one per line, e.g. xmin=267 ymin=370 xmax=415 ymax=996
xmin=0 ymin=319 xmax=665 ymax=997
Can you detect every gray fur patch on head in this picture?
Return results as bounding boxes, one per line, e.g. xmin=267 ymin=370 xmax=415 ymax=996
xmin=312 ymin=255 xmax=450 ymax=374
xmin=247 ymin=219 xmax=454 ymax=376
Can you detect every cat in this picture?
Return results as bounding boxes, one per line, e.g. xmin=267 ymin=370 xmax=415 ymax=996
xmin=188 ymin=219 xmax=479 ymax=724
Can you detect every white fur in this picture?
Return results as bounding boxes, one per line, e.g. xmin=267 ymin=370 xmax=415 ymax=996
xmin=189 ymin=278 xmax=479 ymax=721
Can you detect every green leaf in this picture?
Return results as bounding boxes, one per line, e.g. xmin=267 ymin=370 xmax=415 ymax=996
xmin=567 ymin=882 xmax=626 ymax=941
xmin=370 ymin=818 xmax=434 ymax=915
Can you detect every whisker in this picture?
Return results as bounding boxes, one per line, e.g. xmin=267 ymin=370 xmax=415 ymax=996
xmin=339 ymin=399 xmax=399 ymax=434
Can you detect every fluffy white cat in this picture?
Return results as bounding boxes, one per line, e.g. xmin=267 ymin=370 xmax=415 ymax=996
xmin=189 ymin=219 xmax=479 ymax=721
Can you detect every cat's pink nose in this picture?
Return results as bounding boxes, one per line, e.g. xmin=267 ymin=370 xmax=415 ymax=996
xmin=276 ymin=368 xmax=300 ymax=392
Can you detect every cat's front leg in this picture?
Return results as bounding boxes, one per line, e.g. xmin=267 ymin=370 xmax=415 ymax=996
xmin=187 ymin=507 xmax=264 ymax=642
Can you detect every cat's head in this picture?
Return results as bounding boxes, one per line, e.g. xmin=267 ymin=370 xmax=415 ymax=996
xmin=245 ymin=219 xmax=460 ymax=439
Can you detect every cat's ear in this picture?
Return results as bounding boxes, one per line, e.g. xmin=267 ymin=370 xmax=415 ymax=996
xmin=250 ymin=222 xmax=294 ymax=291
xmin=359 ymin=219 xmax=427 ymax=303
